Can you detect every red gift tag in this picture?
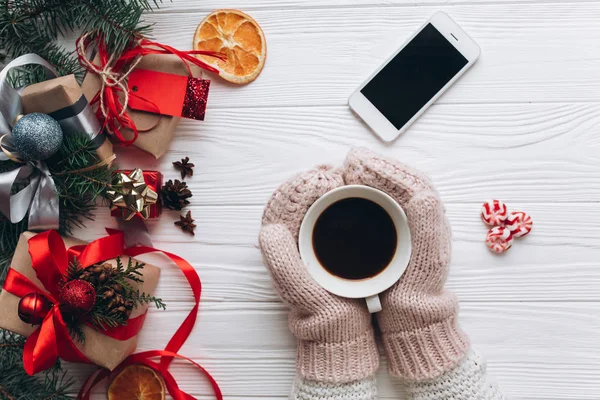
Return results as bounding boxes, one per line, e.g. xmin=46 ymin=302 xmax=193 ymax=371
xmin=127 ymin=69 xmax=210 ymax=121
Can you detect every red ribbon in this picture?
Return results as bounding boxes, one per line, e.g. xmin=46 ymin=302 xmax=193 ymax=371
xmin=76 ymin=34 xmax=226 ymax=146
xmin=78 ymin=231 xmax=222 ymax=400
xmin=3 ymin=229 xmax=222 ymax=399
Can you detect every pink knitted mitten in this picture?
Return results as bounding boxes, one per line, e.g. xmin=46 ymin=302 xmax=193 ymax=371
xmin=259 ymin=165 xmax=379 ymax=383
xmin=343 ymin=148 xmax=469 ymax=381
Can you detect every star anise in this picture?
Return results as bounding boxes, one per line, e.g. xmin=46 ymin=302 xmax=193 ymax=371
xmin=161 ymin=179 xmax=192 ymax=210
xmin=173 ymin=157 xmax=195 ymax=180
xmin=175 ymin=211 xmax=196 ymax=236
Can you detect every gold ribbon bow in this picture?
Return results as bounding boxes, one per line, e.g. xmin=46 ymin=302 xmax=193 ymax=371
xmin=107 ymin=169 xmax=158 ymax=220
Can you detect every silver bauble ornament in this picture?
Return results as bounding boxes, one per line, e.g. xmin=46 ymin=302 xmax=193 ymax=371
xmin=12 ymin=113 xmax=63 ymax=161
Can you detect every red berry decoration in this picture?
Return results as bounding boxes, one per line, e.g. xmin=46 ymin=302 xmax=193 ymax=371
xmin=58 ymin=279 xmax=96 ymax=316
xmin=18 ymin=292 xmax=52 ymax=325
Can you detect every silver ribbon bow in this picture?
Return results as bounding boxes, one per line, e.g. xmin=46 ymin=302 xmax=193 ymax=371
xmin=0 ymin=54 xmax=61 ymax=231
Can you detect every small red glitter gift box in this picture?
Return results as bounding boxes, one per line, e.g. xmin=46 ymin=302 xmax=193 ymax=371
xmin=108 ymin=169 xmax=163 ymax=221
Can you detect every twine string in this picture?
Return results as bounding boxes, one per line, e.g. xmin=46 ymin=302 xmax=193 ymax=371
xmin=76 ymin=32 xmax=144 ymax=134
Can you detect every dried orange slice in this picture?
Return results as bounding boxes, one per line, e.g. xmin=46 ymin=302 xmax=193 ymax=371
xmin=193 ymin=9 xmax=266 ymax=84
xmin=108 ymin=365 xmax=165 ymax=400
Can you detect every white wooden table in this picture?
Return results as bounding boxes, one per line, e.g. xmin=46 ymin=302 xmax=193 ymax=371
xmin=74 ymin=1 xmax=600 ymax=399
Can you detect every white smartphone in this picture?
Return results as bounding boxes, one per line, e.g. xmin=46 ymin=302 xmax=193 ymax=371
xmin=349 ymin=12 xmax=480 ymax=142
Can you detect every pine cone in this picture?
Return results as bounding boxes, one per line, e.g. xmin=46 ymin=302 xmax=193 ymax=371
xmin=161 ymin=179 xmax=193 ymax=211
xmin=110 ymin=283 xmax=123 ymax=292
xmin=78 ymin=263 xmax=115 ymax=286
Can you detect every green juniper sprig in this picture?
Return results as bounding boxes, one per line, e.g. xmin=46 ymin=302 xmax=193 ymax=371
xmin=66 ymin=257 xmax=165 ymax=341
xmin=130 ymin=290 xmax=167 ymax=310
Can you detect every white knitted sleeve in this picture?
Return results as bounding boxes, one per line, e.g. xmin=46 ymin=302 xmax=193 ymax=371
xmin=406 ymin=350 xmax=506 ymax=400
xmin=289 ymin=351 xmax=504 ymax=400
xmin=290 ymin=375 xmax=378 ymax=400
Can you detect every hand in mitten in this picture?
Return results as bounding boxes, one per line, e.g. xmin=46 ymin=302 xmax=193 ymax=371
xmin=343 ymin=148 xmax=469 ymax=381
xmin=259 ymin=165 xmax=379 ymax=384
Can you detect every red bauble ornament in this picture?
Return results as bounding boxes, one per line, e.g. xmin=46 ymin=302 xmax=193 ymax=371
xmin=58 ymin=279 xmax=96 ymax=316
xmin=18 ymin=292 xmax=52 ymax=325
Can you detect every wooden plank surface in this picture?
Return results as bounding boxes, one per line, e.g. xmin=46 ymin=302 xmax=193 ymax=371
xmin=151 ymin=0 xmax=564 ymax=11
xmin=144 ymin=3 xmax=600 ymax=107
xmin=102 ymin=103 xmax=600 ymax=204
xmin=81 ymin=202 xmax=600 ymax=304
xmin=61 ymin=0 xmax=600 ymax=399
xmin=71 ymin=302 xmax=600 ymax=399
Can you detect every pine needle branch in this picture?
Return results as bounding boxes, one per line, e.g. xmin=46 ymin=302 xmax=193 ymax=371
xmin=67 ymin=324 xmax=86 ymax=345
xmin=0 ymin=330 xmax=73 ymax=399
xmin=90 ymin=312 xmax=126 ymax=331
xmin=129 ymin=290 xmax=166 ymax=310
xmin=65 ymin=258 xmax=82 ymax=282
xmin=0 ymin=0 xmax=164 ymax=85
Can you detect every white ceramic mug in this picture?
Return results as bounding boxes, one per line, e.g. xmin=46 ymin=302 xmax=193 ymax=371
xmin=298 ymin=185 xmax=412 ymax=313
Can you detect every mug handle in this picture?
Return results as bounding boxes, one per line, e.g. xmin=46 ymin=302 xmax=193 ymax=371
xmin=365 ymin=294 xmax=382 ymax=313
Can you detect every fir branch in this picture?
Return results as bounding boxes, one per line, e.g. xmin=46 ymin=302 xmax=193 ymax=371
xmin=49 ymin=133 xmax=116 ymax=199
xmin=111 ymin=257 xmax=145 ymax=289
xmin=48 ymin=133 xmax=116 ymax=235
xmin=64 ymin=258 xmax=82 ymax=282
xmin=129 ymin=289 xmax=166 ymax=310
xmin=0 ymin=0 xmax=164 ymax=85
xmin=90 ymin=312 xmax=126 ymax=331
xmin=0 ymin=218 xmax=27 ymax=285
xmin=0 ymin=330 xmax=72 ymax=400
xmin=67 ymin=323 xmax=85 ymax=345
xmin=0 ymin=384 xmax=16 ymax=400
xmin=123 ymin=257 xmax=145 ymax=282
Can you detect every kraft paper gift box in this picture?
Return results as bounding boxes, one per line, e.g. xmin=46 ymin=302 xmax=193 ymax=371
xmin=0 ymin=231 xmax=160 ymax=371
xmin=20 ymin=74 xmax=114 ymax=163
xmin=81 ymin=54 xmax=206 ymax=159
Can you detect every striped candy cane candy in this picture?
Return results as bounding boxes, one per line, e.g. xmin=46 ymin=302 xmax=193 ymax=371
xmin=486 ymin=226 xmax=514 ymax=253
xmin=481 ymin=200 xmax=508 ymax=226
xmin=505 ymin=211 xmax=533 ymax=238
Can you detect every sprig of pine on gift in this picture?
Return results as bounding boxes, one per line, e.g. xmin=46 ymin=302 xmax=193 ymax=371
xmin=0 ymin=0 xmax=164 ymax=86
xmin=60 ymin=256 xmax=165 ymax=344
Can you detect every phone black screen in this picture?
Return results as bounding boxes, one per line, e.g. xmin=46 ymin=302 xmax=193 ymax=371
xmin=361 ymin=23 xmax=468 ymax=130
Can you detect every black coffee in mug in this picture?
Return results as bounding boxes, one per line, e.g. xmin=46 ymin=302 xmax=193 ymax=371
xmin=312 ymin=197 xmax=397 ymax=280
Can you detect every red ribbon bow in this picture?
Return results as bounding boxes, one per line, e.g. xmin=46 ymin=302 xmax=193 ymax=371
xmin=76 ymin=33 xmax=226 ymax=147
xmin=3 ymin=230 xmax=222 ymax=400
xmin=3 ymin=230 xmax=137 ymax=374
